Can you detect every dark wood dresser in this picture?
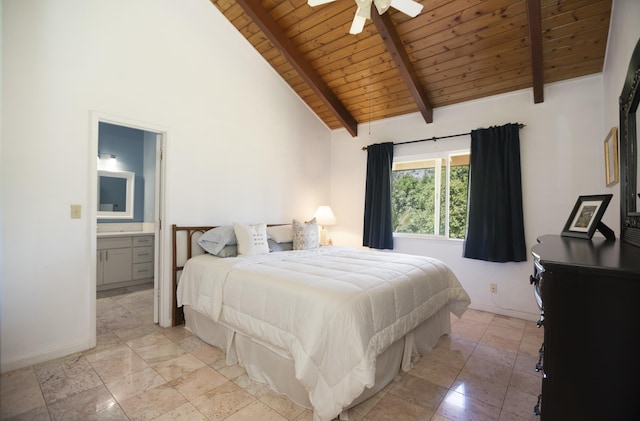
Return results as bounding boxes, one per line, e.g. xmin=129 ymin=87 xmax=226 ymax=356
xmin=530 ymin=235 xmax=640 ymax=420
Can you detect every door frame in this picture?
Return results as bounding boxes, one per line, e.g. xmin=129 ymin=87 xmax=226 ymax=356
xmin=89 ymin=112 xmax=169 ymax=347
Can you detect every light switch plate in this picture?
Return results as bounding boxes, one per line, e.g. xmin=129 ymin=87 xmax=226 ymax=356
xmin=70 ymin=204 xmax=82 ymax=219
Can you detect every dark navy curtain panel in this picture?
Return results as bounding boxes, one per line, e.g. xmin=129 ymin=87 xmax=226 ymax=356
xmin=463 ymin=123 xmax=526 ymax=262
xmin=363 ymin=142 xmax=394 ymax=250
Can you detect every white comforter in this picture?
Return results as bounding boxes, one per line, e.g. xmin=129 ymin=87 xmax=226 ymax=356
xmin=177 ymin=247 xmax=470 ymax=421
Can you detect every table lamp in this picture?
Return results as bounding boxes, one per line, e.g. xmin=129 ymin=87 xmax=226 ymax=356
xmin=314 ymin=205 xmax=337 ymax=246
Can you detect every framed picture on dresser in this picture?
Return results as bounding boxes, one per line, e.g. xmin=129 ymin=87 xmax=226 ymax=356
xmin=561 ymin=194 xmax=613 ymax=239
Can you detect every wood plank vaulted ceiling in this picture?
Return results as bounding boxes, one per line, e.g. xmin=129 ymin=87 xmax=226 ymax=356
xmin=211 ymin=0 xmax=612 ymax=136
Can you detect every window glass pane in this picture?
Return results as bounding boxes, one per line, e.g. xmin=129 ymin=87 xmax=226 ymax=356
xmin=449 ymin=154 xmax=470 ymax=239
xmin=392 ymin=159 xmax=437 ymax=234
xmin=392 ymin=152 xmax=469 ymax=239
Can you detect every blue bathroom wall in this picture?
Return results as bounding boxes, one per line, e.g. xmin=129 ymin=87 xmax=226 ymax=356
xmin=98 ymin=122 xmax=145 ymax=223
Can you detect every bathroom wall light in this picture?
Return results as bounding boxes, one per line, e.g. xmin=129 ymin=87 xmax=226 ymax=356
xmin=98 ymin=153 xmax=117 ymax=160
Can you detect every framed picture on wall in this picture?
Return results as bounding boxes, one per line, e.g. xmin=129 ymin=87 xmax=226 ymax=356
xmin=604 ymin=127 xmax=619 ymax=187
xmin=561 ymin=194 xmax=613 ymax=240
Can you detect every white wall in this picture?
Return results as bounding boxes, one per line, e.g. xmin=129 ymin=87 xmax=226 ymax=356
xmin=330 ymin=75 xmax=612 ymax=321
xmin=1 ymin=0 xmax=330 ymax=372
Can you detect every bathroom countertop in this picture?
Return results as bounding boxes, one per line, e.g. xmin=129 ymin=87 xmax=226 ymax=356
xmin=97 ymin=231 xmax=155 ymax=238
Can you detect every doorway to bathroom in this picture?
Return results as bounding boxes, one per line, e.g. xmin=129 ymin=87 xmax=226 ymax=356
xmin=91 ymin=113 xmax=167 ymax=333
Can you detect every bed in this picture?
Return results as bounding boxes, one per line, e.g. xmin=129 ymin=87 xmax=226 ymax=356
xmin=172 ymin=223 xmax=471 ymax=421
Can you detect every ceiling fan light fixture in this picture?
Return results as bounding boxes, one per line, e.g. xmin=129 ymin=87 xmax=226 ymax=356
xmin=374 ymin=0 xmax=391 ymax=15
xmin=308 ymin=0 xmax=424 ymax=34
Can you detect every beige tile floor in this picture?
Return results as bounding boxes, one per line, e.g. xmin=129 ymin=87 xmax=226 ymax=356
xmin=0 ymin=284 xmax=543 ymax=420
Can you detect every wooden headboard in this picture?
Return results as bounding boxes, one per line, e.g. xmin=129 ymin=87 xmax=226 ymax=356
xmin=171 ymin=224 xmax=215 ymax=326
xmin=171 ymin=223 xmax=288 ymax=326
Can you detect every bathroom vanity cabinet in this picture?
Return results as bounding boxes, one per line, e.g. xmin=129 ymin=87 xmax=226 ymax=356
xmin=97 ymin=234 xmax=154 ymax=290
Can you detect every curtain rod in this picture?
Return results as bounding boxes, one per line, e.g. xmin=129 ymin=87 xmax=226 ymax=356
xmin=360 ymin=123 xmax=526 ymax=151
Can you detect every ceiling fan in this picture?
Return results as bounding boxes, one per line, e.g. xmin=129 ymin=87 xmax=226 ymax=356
xmin=308 ymin=0 xmax=424 ymax=34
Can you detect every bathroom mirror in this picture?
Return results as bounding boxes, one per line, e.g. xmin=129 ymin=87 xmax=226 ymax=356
xmin=97 ymin=170 xmax=135 ymax=219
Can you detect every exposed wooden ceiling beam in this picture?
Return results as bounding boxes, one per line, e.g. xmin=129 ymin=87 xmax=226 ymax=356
xmin=526 ymin=0 xmax=544 ymax=103
xmin=372 ymin=10 xmax=433 ymax=124
xmin=235 ymin=0 xmax=359 ymax=137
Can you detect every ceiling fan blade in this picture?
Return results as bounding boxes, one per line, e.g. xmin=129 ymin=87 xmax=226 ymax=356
xmin=349 ymin=0 xmax=371 ymax=33
xmin=308 ymin=0 xmax=336 ymax=6
xmin=349 ymin=14 xmax=367 ymax=34
xmin=390 ymin=0 xmax=423 ymax=17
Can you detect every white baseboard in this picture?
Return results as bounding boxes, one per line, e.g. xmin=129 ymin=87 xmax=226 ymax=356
xmin=468 ymin=303 xmax=539 ymax=322
xmin=1 ymin=339 xmax=93 ymax=373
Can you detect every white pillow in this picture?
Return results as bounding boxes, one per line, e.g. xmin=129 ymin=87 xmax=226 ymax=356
xmin=292 ymin=218 xmax=319 ymax=250
xmin=233 ymin=222 xmax=270 ymax=256
xmin=266 ymin=224 xmax=293 ymax=243
xmin=197 ymin=226 xmax=237 ymax=255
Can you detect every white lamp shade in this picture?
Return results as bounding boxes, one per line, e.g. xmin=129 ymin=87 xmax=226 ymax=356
xmin=314 ymin=206 xmax=337 ymax=226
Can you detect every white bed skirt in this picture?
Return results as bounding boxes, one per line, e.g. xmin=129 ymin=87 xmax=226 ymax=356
xmin=183 ymin=304 xmax=452 ymax=411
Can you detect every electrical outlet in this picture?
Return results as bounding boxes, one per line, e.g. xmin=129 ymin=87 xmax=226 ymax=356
xmin=490 ymin=283 xmax=497 ymax=293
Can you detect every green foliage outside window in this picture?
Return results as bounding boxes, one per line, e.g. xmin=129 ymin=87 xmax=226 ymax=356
xmin=391 ymin=155 xmax=469 ymax=239
xmin=448 ymin=165 xmax=470 ymax=238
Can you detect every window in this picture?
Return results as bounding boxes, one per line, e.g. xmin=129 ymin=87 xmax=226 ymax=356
xmin=391 ymin=151 xmax=470 ymax=239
